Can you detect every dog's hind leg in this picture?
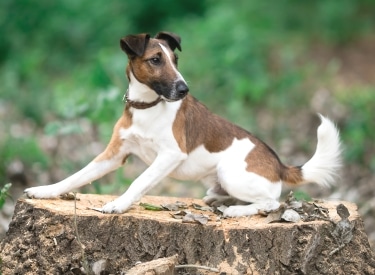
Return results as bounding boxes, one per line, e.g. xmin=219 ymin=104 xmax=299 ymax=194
xmin=222 ymin=200 xmax=281 ymax=217
xmin=217 ymin=166 xmax=282 ymax=217
xmin=203 ymin=184 xmax=245 ymax=207
xmin=215 ymin=139 xmax=282 ymax=217
xmin=219 ymin=171 xmax=281 ymax=217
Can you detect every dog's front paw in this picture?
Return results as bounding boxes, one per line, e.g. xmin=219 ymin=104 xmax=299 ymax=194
xmin=24 ymin=185 xmax=60 ymax=199
xmin=101 ymin=199 xmax=131 ymax=214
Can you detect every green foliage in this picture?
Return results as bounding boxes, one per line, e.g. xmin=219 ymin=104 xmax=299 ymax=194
xmin=173 ymin=1 xmax=374 ymax=107
xmin=0 ymin=138 xmax=49 ymax=167
xmin=338 ymin=87 xmax=375 ymax=170
xmin=293 ymin=190 xmax=312 ymax=202
xmin=0 ymin=183 xmax=12 ymax=209
xmin=0 ymin=137 xmax=49 ymax=183
xmin=0 ymin=0 xmax=374 ymax=190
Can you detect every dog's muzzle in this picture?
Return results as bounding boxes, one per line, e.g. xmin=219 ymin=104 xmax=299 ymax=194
xmin=175 ymin=80 xmax=189 ymax=99
xmin=154 ymin=80 xmax=189 ymax=102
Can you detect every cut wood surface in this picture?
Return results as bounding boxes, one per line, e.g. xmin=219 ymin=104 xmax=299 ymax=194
xmin=1 ymin=194 xmax=374 ymax=274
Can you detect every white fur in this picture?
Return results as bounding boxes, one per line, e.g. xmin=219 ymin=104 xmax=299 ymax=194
xmin=128 ymin=72 xmax=159 ymax=102
xmin=24 ymin=158 xmax=123 ymax=198
xmin=101 ymin=149 xmax=187 ymax=213
xmin=223 ymin=200 xmax=281 ymax=217
xmin=216 ymin=138 xmax=282 ymax=217
xmin=171 ymin=145 xmax=224 ymax=181
xmin=159 ymin=43 xmax=186 ymax=83
xmin=302 ymin=114 xmax=342 ymax=187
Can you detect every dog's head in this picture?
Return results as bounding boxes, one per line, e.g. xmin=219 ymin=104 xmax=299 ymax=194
xmin=120 ymin=32 xmax=189 ymax=102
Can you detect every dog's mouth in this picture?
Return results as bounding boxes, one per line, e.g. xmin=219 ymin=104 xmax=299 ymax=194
xmin=161 ymin=97 xmax=177 ymax=102
xmin=162 ymin=96 xmax=184 ymax=102
xmin=163 ymin=90 xmax=189 ymax=102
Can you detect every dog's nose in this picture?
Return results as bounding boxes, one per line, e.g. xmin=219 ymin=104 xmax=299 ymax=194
xmin=176 ymin=81 xmax=189 ymax=97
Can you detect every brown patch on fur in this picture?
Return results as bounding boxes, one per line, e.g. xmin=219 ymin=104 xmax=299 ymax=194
xmin=173 ymin=95 xmax=250 ymax=153
xmin=245 ymin=143 xmax=283 ymax=182
xmin=173 ymin=95 xmax=304 ymax=184
xmin=128 ymin=39 xmax=178 ymax=90
xmin=245 ymin=142 xmax=304 ymax=183
xmin=281 ymin=165 xmax=304 ymax=185
xmin=94 ymin=107 xmax=132 ymax=162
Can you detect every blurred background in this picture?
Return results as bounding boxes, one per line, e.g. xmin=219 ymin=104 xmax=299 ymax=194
xmin=0 ymin=0 xmax=374 ymax=248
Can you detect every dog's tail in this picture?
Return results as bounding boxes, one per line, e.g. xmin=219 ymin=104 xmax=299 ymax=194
xmin=281 ymin=114 xmax=342 ymax=187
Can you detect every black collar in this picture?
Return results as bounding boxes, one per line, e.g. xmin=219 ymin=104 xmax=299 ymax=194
xmin=123 ymin=90 xmax=163 ymax=109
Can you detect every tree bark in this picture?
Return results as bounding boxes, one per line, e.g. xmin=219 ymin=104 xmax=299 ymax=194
xmin=1 ymin=194 xmax=374 ymax=274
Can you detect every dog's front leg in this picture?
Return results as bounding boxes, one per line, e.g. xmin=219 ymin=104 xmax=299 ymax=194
xmin=25 ymin=118 xmax=130 ymax=199
xmin=101 ymin=151 xmax=187 ymax=214
xmin=24 ymin=131 xmax=127 ymax=199
xmin=24 ymin=158 xmax=124 ymax=199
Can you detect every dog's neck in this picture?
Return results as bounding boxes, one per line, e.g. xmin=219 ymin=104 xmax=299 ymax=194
xmin=125 ymin=72 xmax=163 ymax=109
xmin=124 ymin=90 xmax=163 ymax=109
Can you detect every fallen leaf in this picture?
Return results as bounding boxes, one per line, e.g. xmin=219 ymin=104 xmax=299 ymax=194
xmin=162 ymin=201 xmax=187 ymax=211
xmin=139 ymin=203 xmax=164 ymax=211
xmin=175 ymin=201 xmax=188 ymax=208
xmin=182 ymin=213 xmax=210 ymax=225
xmin=336 ymin=203 xmax=350 ymax=219
xmin=191 ymin=203 xmax=213 ymax=212
xmin=60 ymin=193 xmax=79 ymax=200
xmin=281 ymin=209 xmax=301 ymax=223
xmin=302 ymin=202 xmax=330 ymax=221
xmin=215 ymin=205 xmax=228 ymax=214
xmin=265 ymin=210 xmax=283 ymax=223
xmin=170 ymin=210 xmax=190 ymax=219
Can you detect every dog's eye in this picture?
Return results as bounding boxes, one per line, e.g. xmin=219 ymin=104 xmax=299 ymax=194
xmin=149 ymin=57 xmax=161 ymax=65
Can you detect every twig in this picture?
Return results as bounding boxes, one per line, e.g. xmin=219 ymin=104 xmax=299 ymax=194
xmin=329 ymin=243 xmax=345 ymax=256
xmin=73 ymin=192 xmax=92 ymax=274
xmin=175 ymin=264 xmax=220 ymax=272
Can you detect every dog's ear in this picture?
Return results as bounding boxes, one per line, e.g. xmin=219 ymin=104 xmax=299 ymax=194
xmin=120 ymin=33 xmax=151 ymax=57
xmin=155 ymin=31 xmax=182 ymax=52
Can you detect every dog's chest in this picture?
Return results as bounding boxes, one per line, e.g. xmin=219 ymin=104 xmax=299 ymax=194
xmin=120 ymin=103 xmax=181 ymax=164
xmin=120 ymin=127 xmax=165 ymax=165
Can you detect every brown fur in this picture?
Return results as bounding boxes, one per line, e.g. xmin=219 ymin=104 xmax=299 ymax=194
xmin=245 ymin=146 xmax=303 ymax=183
xmin=172 ymin=95 xmax=303 ymax=183
xmin=280 ymin=166 xmax=304 ymax=185
xmin=172 ymin=95 xmax=249 ymax=153
xmin=127 ymin=40 xmax=178 ymax=89
xmin=94 ymin=107 xmax=132 ymax=163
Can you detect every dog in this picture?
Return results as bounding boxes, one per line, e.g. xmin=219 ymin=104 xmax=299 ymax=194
xmin=25 ymin=31 xmax=342 ymax=217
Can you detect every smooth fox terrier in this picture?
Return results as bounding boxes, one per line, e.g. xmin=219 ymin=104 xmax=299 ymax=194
xmin=25 ymin=31 xmax=342 ymax=217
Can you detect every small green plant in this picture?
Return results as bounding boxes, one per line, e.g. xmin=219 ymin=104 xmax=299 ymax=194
xmin=293 ymin=190 xmax=312 ymax=202
xmin=0 ymin=183 xmax=12 ymax=209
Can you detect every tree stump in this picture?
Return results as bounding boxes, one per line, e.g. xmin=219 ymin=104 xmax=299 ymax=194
xmin=1 ymin=194 xmax=374 ymax=274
